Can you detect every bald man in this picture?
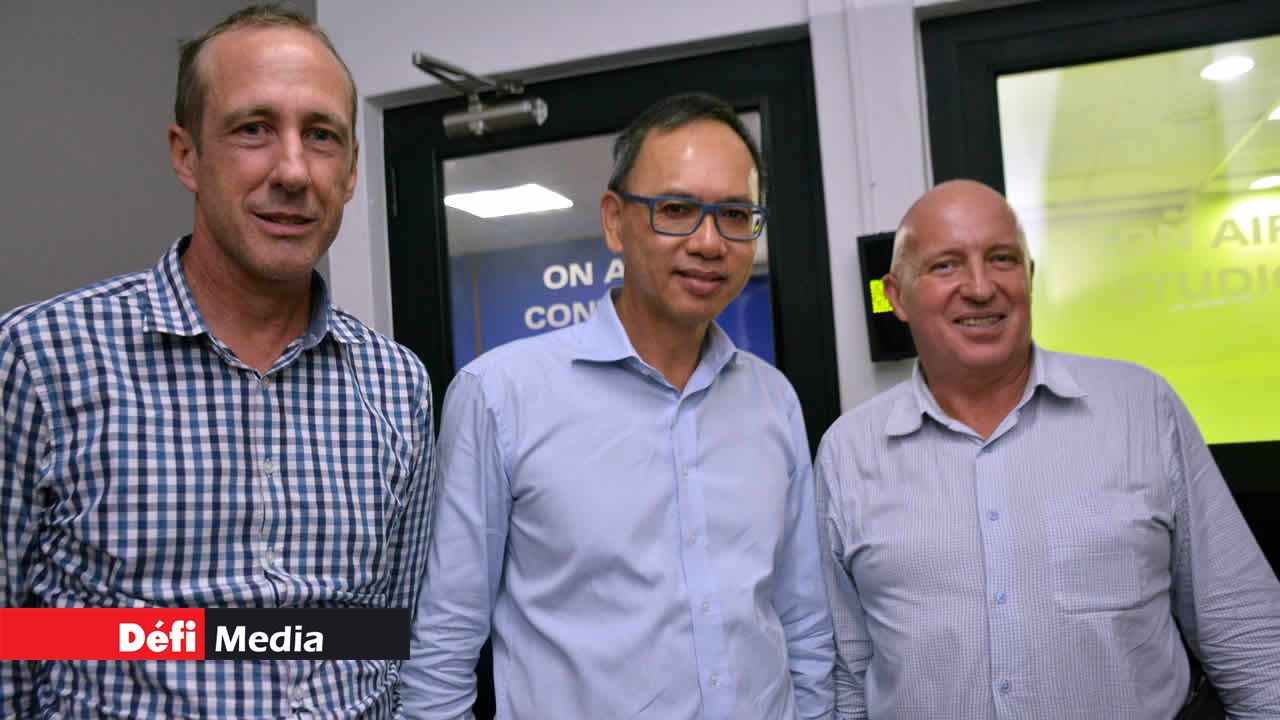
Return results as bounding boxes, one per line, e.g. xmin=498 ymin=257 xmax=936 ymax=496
xmin=815 ymin=180 xmax=1280 ymax=719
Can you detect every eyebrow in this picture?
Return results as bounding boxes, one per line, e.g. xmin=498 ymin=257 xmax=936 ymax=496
xmin=919 ymin=243 xmax=1024 ymax=263
xmin=221 ymin=105 xmax=351 ymax=141
xmin=656 ymin=188 xmax=757 ymax=204
xmin=987 ymin=242 xmax=1025 ymax=254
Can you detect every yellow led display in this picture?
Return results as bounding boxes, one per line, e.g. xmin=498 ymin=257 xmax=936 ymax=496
xmin=869 ymin=279 xmax=894 ymax=314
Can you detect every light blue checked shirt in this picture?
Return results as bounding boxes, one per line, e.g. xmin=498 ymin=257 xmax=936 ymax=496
xmin=816 ymin=345 xmax=1280 ymax=719
xmin=400 ymin=291 xmax=834 ymax=720
xmin=0 ymin=238 xmax=435 ymax=719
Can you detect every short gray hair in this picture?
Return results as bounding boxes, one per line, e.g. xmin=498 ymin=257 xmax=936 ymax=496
xmin=175 ymin=3 xmax=356 ymax=146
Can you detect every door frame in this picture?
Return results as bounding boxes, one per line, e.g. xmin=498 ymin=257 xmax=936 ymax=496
xmin=920 ymin=0 xmax=1280 ymax=569
xmin=384 ymin=37 xmax=840 ymax=452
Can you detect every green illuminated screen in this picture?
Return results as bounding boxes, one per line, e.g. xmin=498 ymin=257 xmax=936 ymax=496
xmin=999 ymin=36 xmax=1280 ymax=445
xmin=869 ymin=279 xmax=894 ymax=314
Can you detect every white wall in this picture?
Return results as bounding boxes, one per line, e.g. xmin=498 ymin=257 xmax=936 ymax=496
xmin=0 ymin=0 xmax=316 ymax=313
xmin=318 ymin=0 xmax=997 ymax=412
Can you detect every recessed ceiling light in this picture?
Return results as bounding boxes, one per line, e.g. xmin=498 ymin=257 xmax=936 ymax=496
xmin=1200 ymin=55 xmax=1254 ymax=81
xmin=1248 ymin=175 xmax=1280 ymax=191
xmin=444 ymin=183 xmax=573 ymax=219
xmin=1270 ymin=106 xmax=1280 ymax=121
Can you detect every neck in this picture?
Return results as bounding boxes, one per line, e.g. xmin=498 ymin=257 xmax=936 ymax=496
xmin=612 ymin=291 xmax=707 ymax=393
xmin=181 ymin=236 xmax=314 ymax=375
xmin=923 ymin=348 xmax=1033 ymax=439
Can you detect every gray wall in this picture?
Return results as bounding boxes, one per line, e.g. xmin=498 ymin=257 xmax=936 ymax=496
xmin=1 ymin=0 xmax=317 ymax=314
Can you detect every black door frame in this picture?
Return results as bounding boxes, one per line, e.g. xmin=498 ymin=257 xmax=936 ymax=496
xmin=923 ymin=0 xmax=1280 ymax=193
xmin=384 ymin=37 xmax=839 ymax=453
xmin=921 ymin=0 xmax=1280 ymax=569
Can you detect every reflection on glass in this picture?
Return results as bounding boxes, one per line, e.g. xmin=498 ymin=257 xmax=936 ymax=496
xmin=998 ymin=35 xmax=1280 ymax=444
xmin=443 ymin=114 xmax=775 ymax=369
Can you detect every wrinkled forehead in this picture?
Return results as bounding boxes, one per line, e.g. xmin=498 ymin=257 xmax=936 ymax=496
xmin=198 ymin=26 xmax=356 ymax=126
xmin=912 ymin=198 xmax=1022 ymax=255
xmin=636 ymin=120 xmax=760 ymax=198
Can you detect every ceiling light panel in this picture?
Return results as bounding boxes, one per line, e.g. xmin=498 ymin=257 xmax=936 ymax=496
xmin=444 ymin=183 xmax=573 ymax=219
xmin=1199 ymin=55 xmax=1255 ymax=81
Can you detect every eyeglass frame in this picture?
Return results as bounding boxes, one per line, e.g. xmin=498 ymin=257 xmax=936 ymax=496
xmin=612 ymin=190 xmax=768 ymax=242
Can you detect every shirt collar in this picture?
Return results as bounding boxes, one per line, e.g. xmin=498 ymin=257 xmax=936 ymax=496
xmin=312 ymin=274 xmax=368 ymax=347
xmin=570 ymin=288 xmax=739 ymax=377
xmin=884 ymin=343 xmax=1086 ymax=437
xmin=143 ymin=235 xmax=365 ymax=346
xmin=143 ymin=236 xmax=208 ymax=337
xmin=1025 ymin=343 xmax=1085 ymax=401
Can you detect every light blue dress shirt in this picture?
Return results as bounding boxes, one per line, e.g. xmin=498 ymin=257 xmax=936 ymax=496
xmin=401 ymin=291 xmax=834 ymax=720
xmin=816 ymin=346 xmax=1280 ymax=719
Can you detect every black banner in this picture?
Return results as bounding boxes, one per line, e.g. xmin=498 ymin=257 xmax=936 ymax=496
xmin=203 ymin=608 xmax=410 ymax=660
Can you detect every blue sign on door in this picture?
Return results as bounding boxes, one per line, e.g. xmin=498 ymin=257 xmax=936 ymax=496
xmin=449 ymin=235 xmax=775 ymax=368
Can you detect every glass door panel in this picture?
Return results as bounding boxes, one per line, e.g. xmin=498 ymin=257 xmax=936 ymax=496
xmin=998 ymin=34 xmax=1280 ymax=445
xmin=442 ymin=113 xmax=775 ymax=368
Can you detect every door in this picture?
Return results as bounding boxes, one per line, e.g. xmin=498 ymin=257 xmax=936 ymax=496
xmin=383 ymin=37 xmax=838 ymax=718
xmin=922 ymin=0 xmax=1280 ymax=569
xmin=384 ymin=37 xmax=838 ymax=454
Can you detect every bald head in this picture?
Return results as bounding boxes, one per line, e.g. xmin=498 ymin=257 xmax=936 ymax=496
xmin=879 ymin=178 xmax=1035 ymax=392
xmin=889 ymin=180 xmax=1028 ymax=282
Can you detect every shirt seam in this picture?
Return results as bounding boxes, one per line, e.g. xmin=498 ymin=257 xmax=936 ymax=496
xmin=5 ymin=331 xmax=56 ymax=484
xmin=464 ymin=369 xmax=514 ymax=484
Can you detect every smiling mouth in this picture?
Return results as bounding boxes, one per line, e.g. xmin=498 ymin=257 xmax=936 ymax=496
xmin=676 ymin=269 xmax=725 ymax=282
xmin=255 ymin=212 xmax=314 ymax=226
xmin=956 ymin=315 xmax=1003 ymax=326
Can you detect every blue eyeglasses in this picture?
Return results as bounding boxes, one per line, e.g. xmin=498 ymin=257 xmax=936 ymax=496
xmin=615 ymin=190 xmax=767 ymax=242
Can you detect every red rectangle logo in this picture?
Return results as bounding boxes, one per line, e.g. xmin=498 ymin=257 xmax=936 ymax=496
xmin=0 ymin=608 xmax=206 ymax=660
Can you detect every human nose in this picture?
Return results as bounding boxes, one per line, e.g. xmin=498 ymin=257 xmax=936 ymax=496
xmin=270 ymin=134 xmax=311 ymax=192
xmin=685 ymin=207 xmax=726 ymax=257
xmin=960 ymin=263 xmax=995 ymax=301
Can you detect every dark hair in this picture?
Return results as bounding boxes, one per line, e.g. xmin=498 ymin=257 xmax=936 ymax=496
xmin=608 ymin=92 xmax=766 ymax=203
xmin=175 ymin=4 xmax=357 ymax=146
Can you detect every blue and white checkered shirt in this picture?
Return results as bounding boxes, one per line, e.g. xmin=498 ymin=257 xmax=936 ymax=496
xmin=1 ymin=237 xmax=436 ymax=719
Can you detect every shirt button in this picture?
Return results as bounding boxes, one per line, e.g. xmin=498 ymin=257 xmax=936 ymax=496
xmin=999 ymin=680 xmax=1012 ymax=694
xmin=291 ymin=685 xmax=305 ymax=701
xmin=988 ymin=510 xmax=999 ymax=521
xmin=709 ymin=672 xmax=719 ymax=687
xmin=700 ymin=601 xmax=711 ymax=614
xmin=261 ymin=458 xmax=278 ymax=475
xmin=995 ymin=591 xmax=1007 ymax=604
xmin=687 ymin=532 xmax=698 ymax=546
xmin=259 ymin=377 xmax=271 ymax=391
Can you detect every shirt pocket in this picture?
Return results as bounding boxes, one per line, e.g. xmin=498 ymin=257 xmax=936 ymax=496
xmin=1044 ymin=491 xmax=1145 ymax=613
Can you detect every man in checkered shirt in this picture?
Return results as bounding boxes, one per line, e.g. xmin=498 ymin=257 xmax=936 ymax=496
xmin=0 ymin=5 xmax=435 ymax=718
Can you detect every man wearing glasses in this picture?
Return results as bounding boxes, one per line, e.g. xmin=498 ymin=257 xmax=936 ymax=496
xmin=401 ymin=92 xmax=834 ymax=719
